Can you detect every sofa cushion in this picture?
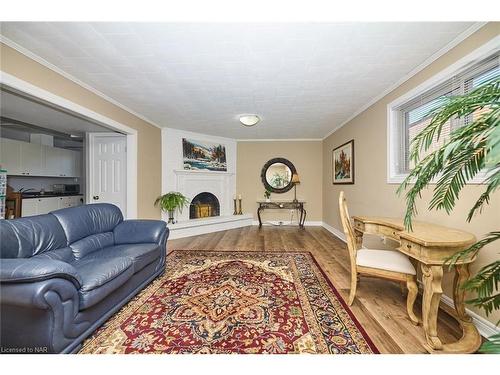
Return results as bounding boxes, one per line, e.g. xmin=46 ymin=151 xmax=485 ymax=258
xmin=70 ymin=232 xmax=115 ymax=260
xmin=0 ymin=215 xmax=68 ymax=259
xmin=51 ymin=203 xmax=123 ymax=244
xmin=83 ymin=243 xmax=161 ymax=274
xmin=73 ymin=255 xmax=133 ymax=309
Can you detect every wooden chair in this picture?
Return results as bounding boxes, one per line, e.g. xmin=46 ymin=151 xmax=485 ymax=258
xmin=338 ymin=191 xmax=420 ymax=325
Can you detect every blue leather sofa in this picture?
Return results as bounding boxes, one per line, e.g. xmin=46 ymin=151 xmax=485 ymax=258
xmin=0 ymin=203 xmax=168 ymax=353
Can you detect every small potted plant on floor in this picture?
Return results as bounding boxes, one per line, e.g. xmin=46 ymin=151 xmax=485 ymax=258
xmin=154 ymin=191 xmax=190 ymax=224
xmin=264 ymin=189 xmax=271 ymax=202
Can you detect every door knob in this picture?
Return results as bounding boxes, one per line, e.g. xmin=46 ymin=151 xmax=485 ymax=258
xmin=93 ymin=195 xmax=100 ymax=200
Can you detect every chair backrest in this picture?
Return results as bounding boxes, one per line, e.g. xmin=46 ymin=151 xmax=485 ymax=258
xmin=338 ymin=191 xmax=359 ymax=263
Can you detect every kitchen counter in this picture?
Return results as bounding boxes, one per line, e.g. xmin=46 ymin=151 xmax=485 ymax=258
xmin=21 ymin=192 xmax=84 ymax=199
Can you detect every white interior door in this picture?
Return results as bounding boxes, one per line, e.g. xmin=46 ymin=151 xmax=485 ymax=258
xmin=88 ymin=133 xmax=127 ymax=215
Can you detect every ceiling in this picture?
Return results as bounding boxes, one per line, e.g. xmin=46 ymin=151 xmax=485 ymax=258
xmin=0 ymin=22 xmax=476 ymax=139
xmin=0 ymin=89 xmax=113 ymax=136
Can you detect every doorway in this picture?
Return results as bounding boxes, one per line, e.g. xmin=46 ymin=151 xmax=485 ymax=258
xmin=0 ymin=72 xmax=138 ymax=218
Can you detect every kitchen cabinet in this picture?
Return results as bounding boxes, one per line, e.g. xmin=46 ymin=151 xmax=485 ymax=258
xmin=0 ymin=138 xmax=21 ymax=175
xmin=21 ymin=195 xmax=83 ymax=217
xmin=0 ymin=138 xmax=81 ymax=177
xmin=20 ymin=141 xmax=43 ymax=176
xmin=20 ymin=198 xmax=38 ymax=217
xmin=43 ymin=147 xmax=81 ymax=177
xmin=37 ymin=197 xmax=60 ymax=214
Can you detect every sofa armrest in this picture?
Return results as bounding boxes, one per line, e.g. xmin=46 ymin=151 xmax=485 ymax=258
xmin=0 ymin=258 xmax=82 ymax=288
xmin=113 ymin=220 xmax=169 ymax=246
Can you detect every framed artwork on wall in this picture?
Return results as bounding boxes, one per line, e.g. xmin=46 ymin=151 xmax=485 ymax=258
xmin=182 ymin=138 xmax=227 ymax=172
xmin=332 ymin=140 xmax=354 ymax=184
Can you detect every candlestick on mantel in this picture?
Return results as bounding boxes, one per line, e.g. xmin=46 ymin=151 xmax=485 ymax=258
xmin=237 ymin=197 xmax=243 ymax=215
xmin=233 ymin=198 xmax=238 ymax=215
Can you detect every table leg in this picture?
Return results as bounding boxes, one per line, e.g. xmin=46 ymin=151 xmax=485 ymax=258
xmin=421 ymin=264 xmax=444 ymax=351
xmin=301 ymin=209 xmax=307 ymax=228
xmin=440 ymin=263 xmax=482 ymax=354
xmin=257 ymin=207 xmax=263 ymax=229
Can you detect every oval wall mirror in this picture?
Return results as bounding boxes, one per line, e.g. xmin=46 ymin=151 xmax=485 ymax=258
xmin=261 ymin=158 xmax=297 ymax=193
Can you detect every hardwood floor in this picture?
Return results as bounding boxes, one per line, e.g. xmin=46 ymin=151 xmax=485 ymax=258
xmin=168 ymin=225 xmax=463 ymax=354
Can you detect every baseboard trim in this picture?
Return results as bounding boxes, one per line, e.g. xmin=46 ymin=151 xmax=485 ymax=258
xmin=321 ymin=222 xmax=347 ymax=242
xmin=321 ymin=222 xmax=499 ymax=339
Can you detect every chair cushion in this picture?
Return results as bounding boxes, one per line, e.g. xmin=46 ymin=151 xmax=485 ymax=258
xmin=85 ymin=243 xmax=161 ymax=273
xmin=73 ymin=255 xmax=133 ymax=309
xmin=356 ymin=249 xmax=416 ymax=275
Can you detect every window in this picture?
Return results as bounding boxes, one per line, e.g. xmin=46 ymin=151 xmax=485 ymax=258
xmin=388 ymin=50 xmax=499 ymax=183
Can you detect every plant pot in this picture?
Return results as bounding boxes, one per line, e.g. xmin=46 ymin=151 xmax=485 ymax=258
xmin=265 ymin=198 xmax=271 ymax=202
xmin=167 ymin=210 xmax=175 ymax=224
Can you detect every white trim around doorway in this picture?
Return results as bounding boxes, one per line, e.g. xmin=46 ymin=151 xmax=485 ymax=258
xmin=0 ymin=71 xmax=138 ymax=218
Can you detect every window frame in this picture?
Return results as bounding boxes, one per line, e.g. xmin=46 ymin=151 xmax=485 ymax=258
xmin=387 ymin=38 xmax=500 ymax=184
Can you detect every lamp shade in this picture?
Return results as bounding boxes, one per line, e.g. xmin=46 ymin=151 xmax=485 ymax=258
xmin=239 ymin=115 xmax=260 ymax=126
xmin=291 ymin=173 xmax=300 ymax=184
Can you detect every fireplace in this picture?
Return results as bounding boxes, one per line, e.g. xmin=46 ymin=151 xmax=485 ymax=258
xmin=189 ymin=192 xmax=220 ymax=219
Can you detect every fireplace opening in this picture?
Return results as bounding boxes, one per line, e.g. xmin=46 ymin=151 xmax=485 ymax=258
xmin=189 ymin=192 xmax=220 ymax=219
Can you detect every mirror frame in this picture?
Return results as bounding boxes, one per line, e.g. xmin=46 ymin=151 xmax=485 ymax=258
xmin=260 ymin=157 xmax=297 ymax=194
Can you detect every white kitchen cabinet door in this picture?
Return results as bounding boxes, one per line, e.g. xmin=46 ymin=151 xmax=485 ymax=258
xmin=42 ymin=145 xmax=60 ymax=177
xmin=0 ymin=138 xmax=22 ymax=175
xmin=20 ymin=141 xmax=43 ymax=176
xmin=72 ymin=150 xmax=82 ymax=177
xmin=59 ymin=149 xmax=73 ymax=177
xmin=21 ymin=199 xmax=38 ymax=217
xmin=37 ymin=197 xmax=60 ymax=214
xmin=67 ymin=196 xmax=83 ymax=207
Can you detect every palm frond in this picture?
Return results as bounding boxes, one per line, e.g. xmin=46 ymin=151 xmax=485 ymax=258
xmin=397 ymin=78 xmax=500 ymax=230
xmin=446 ymin=231 xmax=500 ymax=266
xmin=479 ymin=333 xmax=500 ymax=354
xmin=467 ymin=170 xmax=500 ymax=221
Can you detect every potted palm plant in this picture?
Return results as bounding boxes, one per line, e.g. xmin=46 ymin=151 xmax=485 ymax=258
xmin=154 ymin=191 xmax=190 ymax=224
xmin=398 ymin=78 xmax=499 ymax=353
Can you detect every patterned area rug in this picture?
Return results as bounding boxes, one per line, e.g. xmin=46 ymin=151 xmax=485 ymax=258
xmin=80 ymin=251 xmax=378 ymax=354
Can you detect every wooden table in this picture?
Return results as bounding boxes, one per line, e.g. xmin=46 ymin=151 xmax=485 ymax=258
xmin=257 ymin=200 xmax=306 ymax=228
xmin=352 ymin=216 xmax=481 ymax=354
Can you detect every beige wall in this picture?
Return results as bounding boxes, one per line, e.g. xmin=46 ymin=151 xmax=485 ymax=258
xmin=237 ymin=141 xmax=323 ymax=222
xmin=0 ymin=43 xmax=162 ymax=219
xmin=322 ymin=23 xmax=500 ymax=324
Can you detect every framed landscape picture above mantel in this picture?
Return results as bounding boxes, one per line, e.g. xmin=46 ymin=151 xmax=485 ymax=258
xmin=182 ymin=138 xmax=227 ymax=172
xmin=332 ymin=139 xmax=354 ymax=184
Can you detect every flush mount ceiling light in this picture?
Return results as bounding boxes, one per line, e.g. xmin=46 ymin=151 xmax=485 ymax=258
xmin=239 ymin=114 xmax=260 ymax=127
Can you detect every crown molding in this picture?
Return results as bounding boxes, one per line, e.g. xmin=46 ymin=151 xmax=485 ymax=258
xmin=0 ymin=35 xmax=164 ymax=130
xmin=322 ymin=22 xmax=488 ymax=140
xmin=237 ymin=138 xmax=322 ymax=142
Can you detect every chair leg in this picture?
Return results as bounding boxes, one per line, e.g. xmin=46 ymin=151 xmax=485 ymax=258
xmin=348 ymin=271 xmax=358 ymax=306
xmin=406 ymin=275 xmax=420 ymax=325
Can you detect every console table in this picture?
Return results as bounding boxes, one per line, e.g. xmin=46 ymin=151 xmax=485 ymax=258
xmin=352 ymin=216 xmax=480 ymax=354
xmin=257 ymin=200 xmax=306 ymax=228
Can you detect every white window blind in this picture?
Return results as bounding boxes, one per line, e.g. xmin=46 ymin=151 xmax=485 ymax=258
xmin=396 ymin=52 xmax=499 ymax=174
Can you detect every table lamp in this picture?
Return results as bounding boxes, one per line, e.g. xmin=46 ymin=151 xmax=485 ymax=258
xmin=291 ymin=173 xmax=300 ymax=202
